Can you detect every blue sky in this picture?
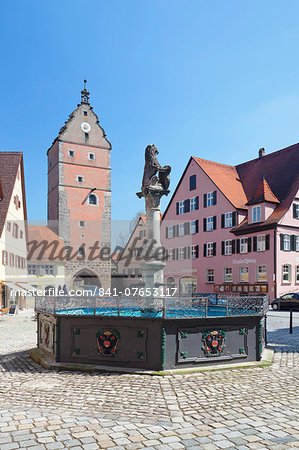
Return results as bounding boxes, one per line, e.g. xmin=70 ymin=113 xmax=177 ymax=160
xmin=1 ymin=1 xmax=299 ymax=221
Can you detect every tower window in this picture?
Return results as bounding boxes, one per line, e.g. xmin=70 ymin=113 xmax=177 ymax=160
xmin=68 ymin=149 xmax=75 ymax=157
xmin=84 ymin=111 xmax=87 ymax=117
xmin=79 ymin=221 xmax=85 ymax=228
xmin=76 ymin=176 xmax=84 ymax=183
xmin=88 ymin=194 xmax=97 ymax=205
xmin=85 ymin=133 xmax=89 ymax=139
xmin=88 ymin=152 xmax=95 ymax=160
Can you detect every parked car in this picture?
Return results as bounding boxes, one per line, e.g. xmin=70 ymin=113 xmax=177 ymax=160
xmin=271 ymin=293 xmax=299 ymax=310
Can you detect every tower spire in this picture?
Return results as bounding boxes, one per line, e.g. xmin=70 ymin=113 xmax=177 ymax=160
xmin=81 ymin=79 xmax=90 ymax=105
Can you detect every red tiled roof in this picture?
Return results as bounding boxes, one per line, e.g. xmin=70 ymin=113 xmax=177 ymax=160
xmin=0 ymin=152 xmax=24 ymax=238
xmin=27 ymin=226 xmax=66 ymax=261
xmin=193 ymin=157 xmax=248 ymax=209
xmin=246 ymin=177 xmax=280 ymax=206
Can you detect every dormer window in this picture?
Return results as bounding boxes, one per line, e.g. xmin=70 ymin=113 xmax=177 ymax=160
xmin=252 ymin=206 xmax=261 ymax=223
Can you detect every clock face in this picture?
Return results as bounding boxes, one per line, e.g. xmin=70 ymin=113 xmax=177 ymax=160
xmin=81 ymin=122 xmax=91 ymax=133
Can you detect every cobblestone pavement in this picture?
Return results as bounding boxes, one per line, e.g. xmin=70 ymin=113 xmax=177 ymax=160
xmin=0 ymin=310 xmax=298 ymax=449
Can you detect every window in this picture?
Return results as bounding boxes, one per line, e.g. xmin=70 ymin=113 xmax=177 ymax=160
xmin=9 ymin=253 xmax=14 ymax=267
xmin=296 ymin=236 xmax=299 ymax=252
xmin=79 ymin=221 xmax=85 ymax=228
xmin=293 ymin=203 xmax=299 ymax=219
xmin=88 ymin=152 xmax=95 ymax=160
xmin=84 ymin=111 xmax=88 ymax=117
xmin=257 ymin=235 xmax=266 ymax=252
xmin=178 ymin=223 xmax=185 ymax=237
xmin=88 ymin=194 xmax=97 ymax=205
xmin=224 ymin=267 xmax=233 ymax=283
xmin=168 ymin=226 xmax=174 ymax=238
xmin=225 ymin=212 xmax=233 ymax=228
xmin=2 ymin=250 xmax=8 ymax=265
xmin=282 ymin=264 xmax=291 ymax=283
xmin=252 ymin=206 xmax=261 ymax=223
xmin=225 ymin=240 xmax=232 ymax=255
xmin=12 ymin=223 xmax=19 ymax=238
xmin=189 ymin=175 xmax=196 ymax=191
xmin=77 ymin=175 xmax=84 ymax=183
xmin=68 ymin=149 xmax=75 ymax=157
xmin=240 ymin=267 xmax=249 ymax=283
xmin=167 ymin=277 xmax=175 ymax=285
xmin=296 ymin=265 xmax=299 ymax=283
xmin=139 ymin=230 xmax=146 ymax=238
xmin=283 ymin=234 xmax=290 ymax=251
xmin=179 ymin=201 xmax=184 ymax=214
xmin=20 ymin=231 xmax=23 ymax=239
xmin=78 ymin=247 xmax=86 ymax=258
xmin=207 ymin=192 xmax=214 ymax=207
xmin=28 ymin=264 xmax=37 ymax=275
xmin=257 ymin=265 xmax=267 ymax=282
xmin=207 ymin=242 xmax=214 ymax=257
xmin=240 ymin=238 xmax=248 ymax=254
xmin=190 ymin=220 xmax=198 ymax=234
xmin=206 ymin=268 xmax=214 ymax=283
xmin=178 ymin=247 xmax=185 ymax=260
xmin=7 ymin=222 xmax=11 ymax=232
xmin=85 ymin=133 xmax=89 ymax=139
xmin=190 ymin=197 xmax=197 ymax=211
xmin=191 ymin=245 xmax=198 ymax=259
xmin=45 ymin=265 xmax=54 ymax=275
xmin=207 ymin=216 xmax=214 ymax=231
xmin=167 ymin=249 xmax=173 ymax=261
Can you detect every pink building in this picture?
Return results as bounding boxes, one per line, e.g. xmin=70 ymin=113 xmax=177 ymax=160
xmin=161 ymin=145 xmax=299 ymax=302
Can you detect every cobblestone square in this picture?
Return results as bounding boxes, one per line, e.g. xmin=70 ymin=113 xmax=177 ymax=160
xmin=0 ymin=309 xmax=298 ymax=449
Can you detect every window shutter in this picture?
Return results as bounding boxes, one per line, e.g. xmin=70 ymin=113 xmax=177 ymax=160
xmin=203 ymin=193 xmax=207 ymax=208
xmin=236 ymin=239 xmax=240 ymax=254
xmin=175 ymin=225 xmax=179 ymax=237
xmin=176 ymin=202 xmax=179 ymax=215
xmin=294 ymin=204 xmax=297 ymax=218
xmin=248 ymin=237 xmax=252 ymax=252
xmin=253 ymin=236 xmax=257 ymax=252
xmin=195 ymin=220 xmax=199 ymax=233
xmin=203 ymin=218 xmax=207 ymax=232
xmin=187 ymin=246 xmax=191 ymax=259
xmin=184 ymin=199 xmax=190 ymax=213
xmin=183 ymin=247 xmax=187 ymax=259
xmin=53 ymin=265 xmax=58 ymax=276
xmin=290 ymin=235 xmax=296 ymax=251
xmin=232 ymin=211 xmax=237 ymax=227
xmin=232 ymin=240 xmax=236 ymax=254
xmin=195 ymin=245 xmax=199 ymax=258
xmin=184 ymin=222 xmax=190 ymax=235
xmin=280 ymin=234 xmax=284 ymax=250
xmin=213 ymin=191 xmax=217 ymax=205
xmin=213 ymin=216 xmax=217 ymax=230
xmin=221 ymin=241 xmax=225 ymax=255
xmin=172 ymin=249 xmax=176 ymax=260
xmin=213 ymin=242 xmax=216 ymax=256
xmin=221 ymin=214 xmax=225 ymax=228
xmin=195 ymin=196 xmax=199 ymax=210
xmin=203 ymin=244 xmax=207 ymax=257
xmin=266 ymin=234 xmax=270 ymax=251
xmin=166 ymin=227 xmax=169 ymax=239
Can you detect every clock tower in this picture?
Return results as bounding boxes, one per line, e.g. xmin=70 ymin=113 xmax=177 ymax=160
xmin=47 ymin=82 xmax=111 ymax=290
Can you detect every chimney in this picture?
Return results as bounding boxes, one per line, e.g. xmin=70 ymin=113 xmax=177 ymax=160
xmin=259 ymin=148 xmax=265 ymax=159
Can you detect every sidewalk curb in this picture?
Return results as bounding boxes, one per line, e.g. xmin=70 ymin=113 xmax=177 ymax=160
xmin=29 ymin=347 xmax=274 ymax=376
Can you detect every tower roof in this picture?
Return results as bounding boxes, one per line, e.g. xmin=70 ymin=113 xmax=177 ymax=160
xmin=246 ymin=177 xmax=280 ymax=206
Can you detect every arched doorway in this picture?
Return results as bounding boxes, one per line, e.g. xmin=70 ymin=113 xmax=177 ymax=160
xmin=73 ymin=269 xmax=101 ymax=288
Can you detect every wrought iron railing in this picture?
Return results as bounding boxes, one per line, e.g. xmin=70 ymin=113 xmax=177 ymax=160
xmin=35 ymin=294 xmax=269 ymax=319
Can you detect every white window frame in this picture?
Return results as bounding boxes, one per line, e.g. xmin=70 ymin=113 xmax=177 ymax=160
xmin=296 ymin=265 xmax=299 ymax=283
xmin=282 ymin=264 xmax=291 ymax=283
xmin=68 ymin=149 xmax=75 ymax=157
xmin=225 ymin=212 xmax=233 ymax=228
xmin=296 ymin=236 xmax=299 ymax=252
xmin=88 ymin=152 xmax=96 ymax=161
xmin=190 ymin=197 xmax=196 ymax=211
xmin=206 ymin=268 xmax=214 ymax=283
xmin=224 ymin=267 xmax=233 ymax=283
xmin=257 ymin=235 xmax=266 ymax=252
xmin=191 ymin=245 xmax=197 ymax=259
xmin=239 ymin=266 xmax=249 ymax=283
xmin=240 ymin=237 xmax=248 ymax=254
xmin=88 ymin=194 xmax=98 ymax=206
xmin=190 ymin=220 xmax=197 ymax=234
xmin=76 ymin=175 xmax=84 ymax=183
xmin=252 ymin=206 xmax=261 ymax=223
xmin=294 ymin=203 xmax=299 ymax=218
xmin=225 ymin=240 xmax=232 ymax=255
xmin=257 ymin=265 xmax=267 ymax=282
xmin=168 ymin=226 xmax=174 ymax=239
xmin=167 ymin=248 xmax=173 ymax=261
xmin=178 ymin=247 xmax=184 ymax=260
xmin=179 ymin=201 xmax=184 ymax=215
xmin=207 ymin=216 xmax=214 ymax=232
xmin=79 ymin=221 xmax=85 ymax=228
xmin=283 ymin=234 xmax=290 ymax=251
xmin=207 ymin=242 xmax=213 ymax=257
xmin=178 ymin=223 xmax=185 ymax=237
xmin=207 ymin=192 xmax=214 ymax=207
